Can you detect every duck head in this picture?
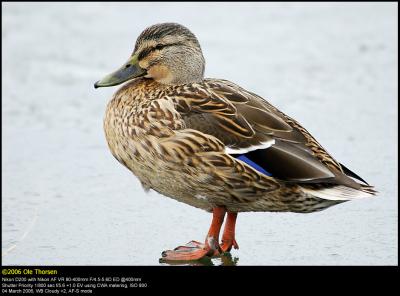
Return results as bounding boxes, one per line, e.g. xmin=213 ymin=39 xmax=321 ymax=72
xmin=94 ymin=23 xmax=205 ymax=88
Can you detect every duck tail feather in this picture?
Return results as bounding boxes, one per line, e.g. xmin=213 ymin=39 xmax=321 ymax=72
xmin=300 ymin=184 xmax=376 ymax=201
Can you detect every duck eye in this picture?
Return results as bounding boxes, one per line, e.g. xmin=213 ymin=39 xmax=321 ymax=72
xmin=155 ymin=44 xmax=164 ymax=50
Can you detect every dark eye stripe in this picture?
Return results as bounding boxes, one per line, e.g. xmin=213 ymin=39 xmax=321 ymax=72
xmin=138 ymin=48 xmax=152 ymax=60
xmin=137 ymin=42 xmax=183 ymax=60
xmin=154 ymin=44 xmax=167 ymax=50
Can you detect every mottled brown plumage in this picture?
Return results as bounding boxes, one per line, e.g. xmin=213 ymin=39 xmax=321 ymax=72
xmin=96 ymin=23 xmax=375 ymax=261
xmin=103 ymin=76 xmax=373 ymax=213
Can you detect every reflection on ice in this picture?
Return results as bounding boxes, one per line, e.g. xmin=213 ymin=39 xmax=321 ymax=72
xmin=159 ymin=252 xmax=239 ymax=266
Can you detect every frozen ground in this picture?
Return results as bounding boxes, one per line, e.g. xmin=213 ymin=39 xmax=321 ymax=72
xmin=2 ymin=3 xmax=397 ymax=265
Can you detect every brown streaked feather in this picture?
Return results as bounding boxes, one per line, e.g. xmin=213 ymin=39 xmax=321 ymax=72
xmin=235 ymin=104 xmax=292 ymax=132
xmin=171 ymin=78 xmax=368 ymax=189
xmin=154 ymin=129 xmax=281 ymax=203
xmin=174 ymin=79 xmax=338 ymax=158
xmin=103 ymin=77 xmax=374 ymax=213
xmin=200 ymin=152 xmax=281 ymax=202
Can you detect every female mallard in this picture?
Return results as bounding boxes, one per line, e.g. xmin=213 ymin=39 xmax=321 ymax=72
xmin=95 ymin=23 xmax=375 ymax=261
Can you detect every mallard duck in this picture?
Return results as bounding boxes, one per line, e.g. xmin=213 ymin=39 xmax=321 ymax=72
xmin=95 ymin=23 xmax=376 ymax=261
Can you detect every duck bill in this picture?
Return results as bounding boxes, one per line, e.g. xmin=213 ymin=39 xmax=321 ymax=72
xmin=94 ymin=54 xmax=146 ymax=88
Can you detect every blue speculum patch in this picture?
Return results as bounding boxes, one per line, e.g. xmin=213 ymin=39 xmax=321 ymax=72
xmin=236 ymin=155 xmax=272 ymax=176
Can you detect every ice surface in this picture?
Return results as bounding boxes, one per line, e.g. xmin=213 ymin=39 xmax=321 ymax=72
xmin=2 ymin=3 xmax=397 ymax=265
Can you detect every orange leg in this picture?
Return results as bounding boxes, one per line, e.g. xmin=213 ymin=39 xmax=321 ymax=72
xmin=161 ymin=207 xmax=226 ymax=261
xmin=220 ymin=212 xmax=239 ymax=253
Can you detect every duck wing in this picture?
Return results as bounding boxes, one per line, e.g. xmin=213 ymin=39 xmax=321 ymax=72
xmin=173 ymin=78 xmax=369 ymax=190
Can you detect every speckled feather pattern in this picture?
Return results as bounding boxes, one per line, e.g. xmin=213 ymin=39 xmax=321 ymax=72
xmin=104 ymin=78 xmax=343 ymax=213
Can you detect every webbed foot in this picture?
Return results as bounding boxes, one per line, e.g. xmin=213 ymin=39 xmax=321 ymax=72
xmin=161 ymin=240 xmax=220 ymax=261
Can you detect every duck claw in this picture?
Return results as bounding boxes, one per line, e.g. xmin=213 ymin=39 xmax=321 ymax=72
xmin=220 ymin=238 xmax=239 ymax=253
